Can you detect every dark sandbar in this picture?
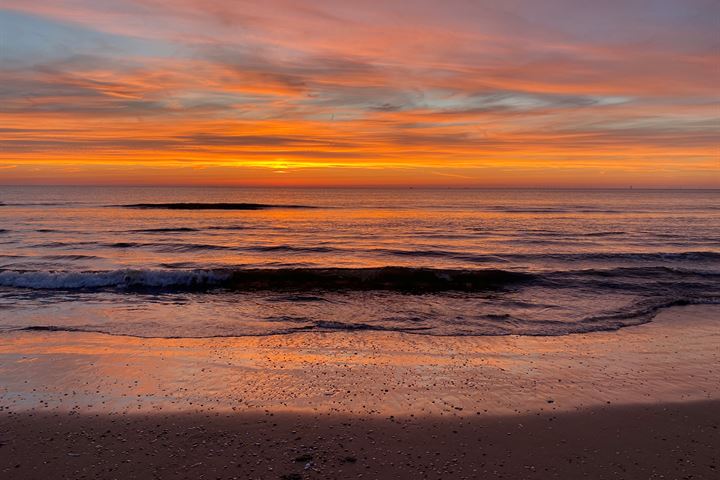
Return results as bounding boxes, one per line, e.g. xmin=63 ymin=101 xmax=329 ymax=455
xmin=121 ymin=203 xmax=317 ymax=210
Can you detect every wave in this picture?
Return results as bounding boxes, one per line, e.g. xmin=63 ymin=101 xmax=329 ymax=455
xmin=506 ymin=230 xmax=627 ymax=238
xmin=581 ymin=231 xmax=626 ymax=237
xmin=559 ymin=265 xmax=720 ymax=278
xmin=120 ymin=202 xmax=318 ymax=210
xmin=103 ymin=242 xmax=234 ymax=251
xmin=0 ymin=257 xmax=718 ymax=293
xmin=17 ymin=326 xmax=86 ymax=333
xmin=148 ymin=243 xmax=334 ymax=254
xmin=251 ymin=245 xmax=336 ymax=253
xmin=513 ymin=251 xmax=720 ymax=263
xmin=158 ymin=261 xmax=222 ymax=269
xmin=206 ymin=225 xmax=246 ymax=231
xmin=10 ymin=296 xmax=719 ymax=339
xmin=376 ymin=248 xmax=508 ymax=264
xmin=129 ymin=227 xmax=201 ymax=233
xmin=0 ymin=201 xmax=90 ymax=206
xmin=25 ymin=234 xmax=720 ymax=264
xmin=12 ymin=323 xmax=421 ymax=337
xmin=25 ymin=240 xmax=341 ymax=254
xmin=0 ymin=268 xmax=230 ymax=290
xmin=129 ymin=226 xmax=246 ymax=233
xmin=31 ymin=241 xmax=98 ymax=249
xmin=483 ymin=206 xmax=625 ymax=214
xmin=0 ymin=267 xmax=533 ymax=292
xmin=296 ymin=320 xmax=427 ymax=332
xmin=41 ymin=254 xmax=100 ymax=261
xmin=374 ymin=249 xmax=720 ymax=264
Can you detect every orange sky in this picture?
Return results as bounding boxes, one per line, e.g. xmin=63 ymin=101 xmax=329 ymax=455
xmin=1 ymin=0 xmax=718 ymax=187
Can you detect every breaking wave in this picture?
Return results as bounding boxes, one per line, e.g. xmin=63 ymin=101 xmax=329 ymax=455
xmin=0 ymin=266 xmax=533 ymax=292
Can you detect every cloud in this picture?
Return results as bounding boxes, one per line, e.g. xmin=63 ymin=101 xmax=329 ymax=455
xmin=0 ymin=1 xmax=718 ymax=186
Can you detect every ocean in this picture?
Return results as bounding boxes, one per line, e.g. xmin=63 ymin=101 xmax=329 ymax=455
xmin=0 ymin=186 xmax=718 ymax=337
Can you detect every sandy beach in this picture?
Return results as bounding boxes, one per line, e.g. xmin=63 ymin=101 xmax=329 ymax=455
xmin=1 ymin=304 xmax=718 ymax=479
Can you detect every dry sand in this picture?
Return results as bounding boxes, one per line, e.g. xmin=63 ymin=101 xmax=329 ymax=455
xmin=0 ymin=304 xmax=718 ymax=479
xmin=1 ymin=401 xmax=718 ymax=479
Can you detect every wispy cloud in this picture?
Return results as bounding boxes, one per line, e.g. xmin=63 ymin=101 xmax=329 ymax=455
xmin=1 ymin=1 xmax=718 ymax=186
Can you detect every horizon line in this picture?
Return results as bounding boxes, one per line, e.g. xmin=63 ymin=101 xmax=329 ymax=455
xmin=1 ymin=184 xmax=719 ymax=191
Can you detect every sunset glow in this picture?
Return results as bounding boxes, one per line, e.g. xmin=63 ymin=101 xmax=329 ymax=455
xmin=1 ymin=0 xmax=718 ymax=187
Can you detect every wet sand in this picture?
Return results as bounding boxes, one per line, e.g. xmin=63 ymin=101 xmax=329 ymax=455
xmin=1 ymin=305 xmax=719 ymax=478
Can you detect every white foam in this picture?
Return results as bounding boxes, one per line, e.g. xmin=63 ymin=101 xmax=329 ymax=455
xmin=0 ymin=269 xmax=231 ymax=290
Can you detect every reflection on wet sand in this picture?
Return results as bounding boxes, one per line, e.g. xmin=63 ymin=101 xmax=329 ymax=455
xmin=1 ymin=305 xmax=717 ymax=416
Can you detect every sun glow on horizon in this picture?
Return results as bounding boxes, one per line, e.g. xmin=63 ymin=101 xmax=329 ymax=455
xmin=0 ymin=1 xmax=718 ymax=187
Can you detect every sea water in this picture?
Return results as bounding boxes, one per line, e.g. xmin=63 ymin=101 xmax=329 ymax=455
xmin=0 ymin=186 xmax=717 ymax=337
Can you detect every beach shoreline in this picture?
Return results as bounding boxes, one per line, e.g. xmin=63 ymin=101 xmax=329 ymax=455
xmin=1 ymin=304 xmax=718 ymax=478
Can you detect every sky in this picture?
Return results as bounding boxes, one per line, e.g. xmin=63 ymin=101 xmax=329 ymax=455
xmin=0 ymin=0 xmax=718 ymax=187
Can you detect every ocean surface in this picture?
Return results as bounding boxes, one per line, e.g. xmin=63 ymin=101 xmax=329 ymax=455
xmin=0 ymin=186 xmax=718 ymax=338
